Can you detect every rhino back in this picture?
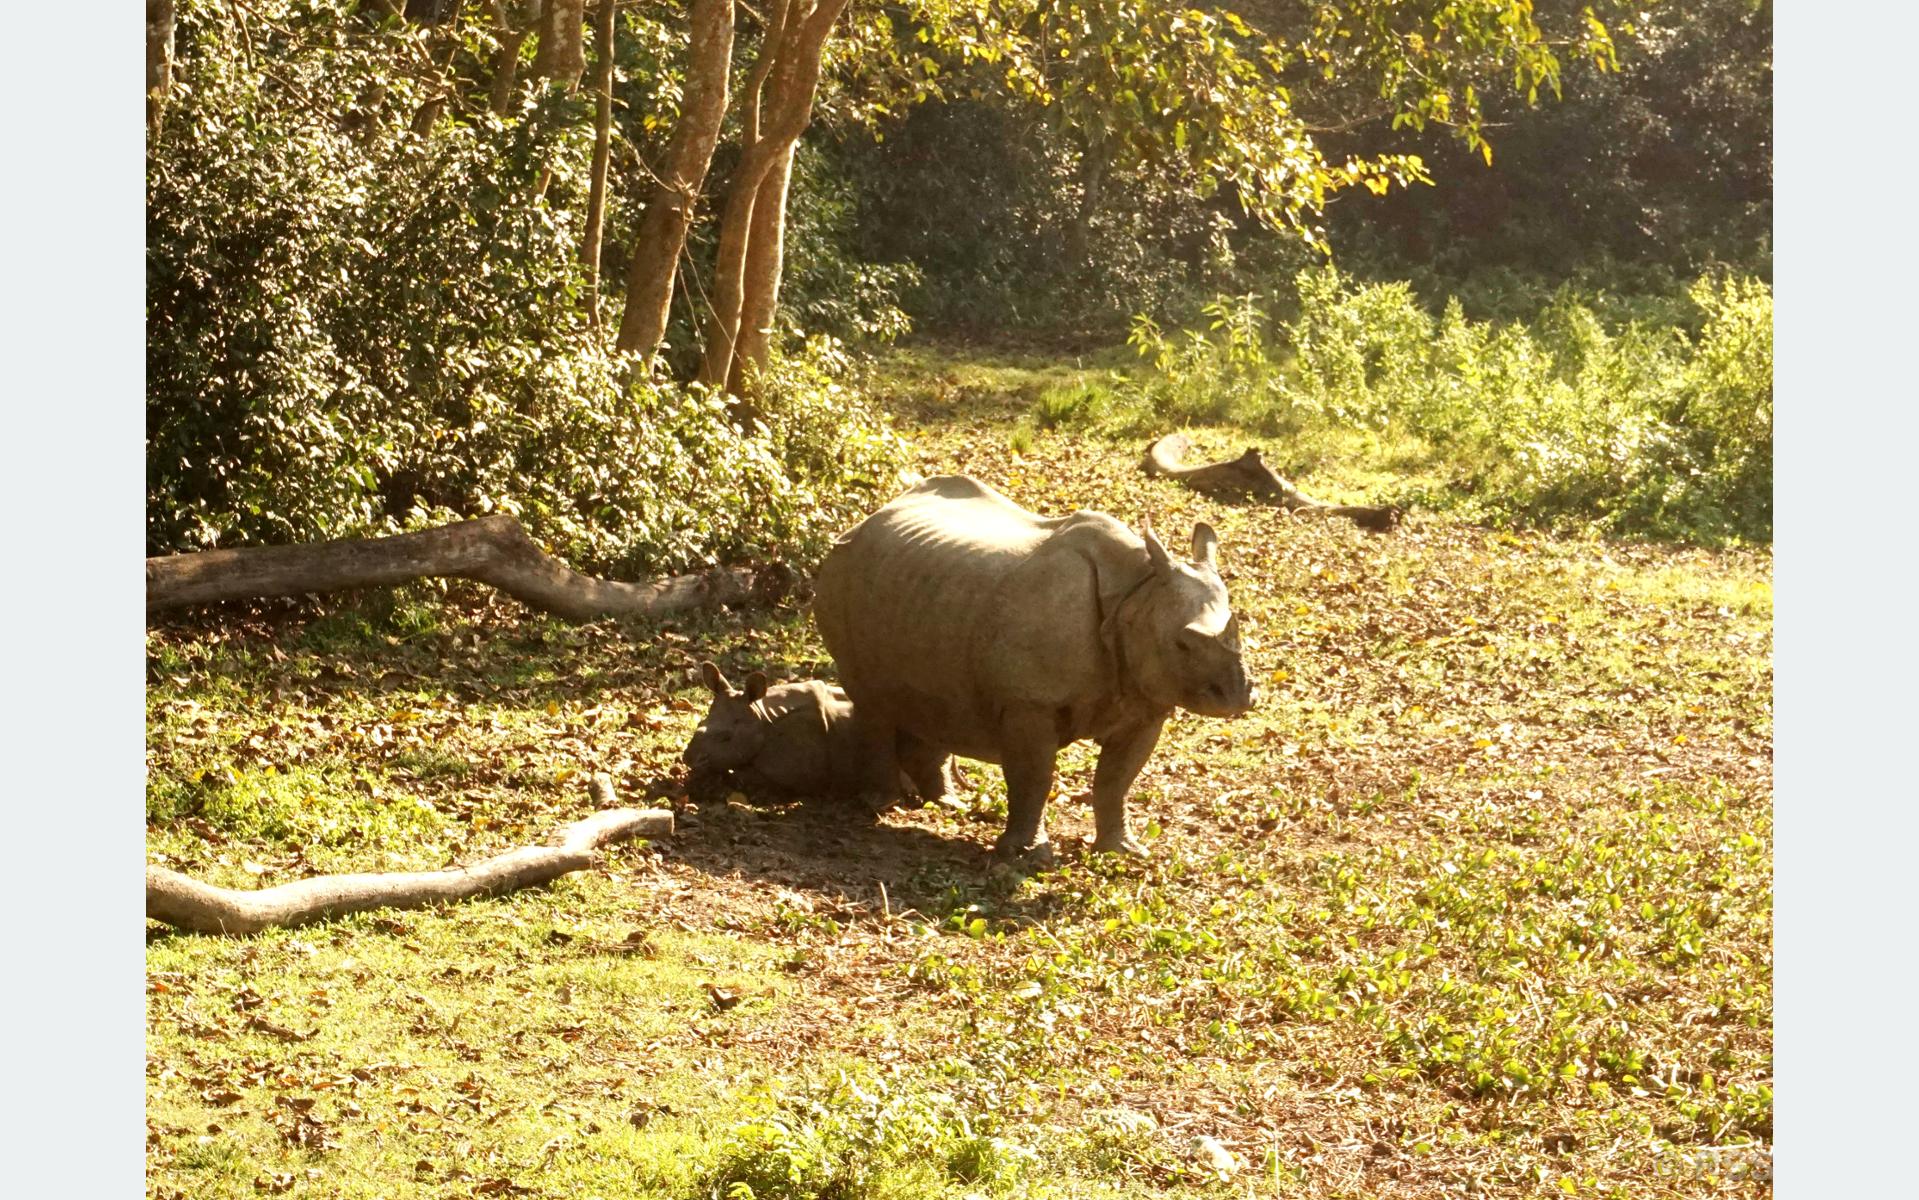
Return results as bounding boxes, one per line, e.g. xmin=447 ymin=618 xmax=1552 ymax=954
xmin=751 ymin=680 xmax=844 ymax=725
xmin=747 ymin=681 xmax=847 ymax=792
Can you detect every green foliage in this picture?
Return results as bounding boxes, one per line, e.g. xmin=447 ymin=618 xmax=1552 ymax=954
xmin=1124 ymin=267 xmax=1773 ymax=541
xmin=1327 ymin=0 xmax=1771 ymax=283
xmin=920 ymin=0 xmax=1603 ymax=242
xmin=147 ymin=0 xmax=904 ymax=571
xmin=779 ymin=144 xmax=923 ymax=348
xmin=825 ymin=100 xmax=1251 ymax=332
xmin=830 ymin=1 xmax=1640 ymax=333
xmin=703 ymin=1071 xmax=1034 ymax=1200
xmin=1126 ymin=293 xmax=1293 ymax=429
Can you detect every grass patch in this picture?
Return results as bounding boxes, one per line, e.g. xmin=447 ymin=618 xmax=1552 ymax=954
xmin=149 ymin=343 xmax=1770 ymax=1198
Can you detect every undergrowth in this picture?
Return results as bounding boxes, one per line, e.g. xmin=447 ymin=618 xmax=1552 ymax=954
xmin=147 ymin=0 xmax=908 ymax=574
xmin=1047 ymin=266 xmax=1774 ymax=543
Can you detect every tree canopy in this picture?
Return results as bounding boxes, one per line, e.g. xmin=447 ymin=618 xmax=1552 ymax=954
xmin=147 ymin=0 xmax=1771 ymax=562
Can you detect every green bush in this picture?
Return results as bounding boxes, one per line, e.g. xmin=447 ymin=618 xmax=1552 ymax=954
xmin=780 ymin=143 xmax=922 ymax=348
xmin=1126 ymin=266 xmax=1773 ymax=542
xmin=1125 ymin=293 xmax=1294 ymax=431
xmin=147 ymin=0 xmax=904 ymax=573
xmin=703 ymin=1071 xmax=1033 ymax=1200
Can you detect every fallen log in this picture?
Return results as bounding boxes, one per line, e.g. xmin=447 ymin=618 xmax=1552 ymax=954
xmin=1143 ymin=433 xmax=1402 ymax=532
xmin=146 ymin=514 xmax=794 ymax=620
xmin=147 ymin=776 xmax=672 ymax=935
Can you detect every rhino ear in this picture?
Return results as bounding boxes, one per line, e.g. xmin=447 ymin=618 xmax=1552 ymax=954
xmin=1141 ymin=518 xmax=1173 ymax=574
xmin=1192 ymin=522 xmax=1220 ymax=569
xmin=743 ymin=672 xmax=770 ymax=703
xmin=700 ymin=661 xmax=731 ymax=697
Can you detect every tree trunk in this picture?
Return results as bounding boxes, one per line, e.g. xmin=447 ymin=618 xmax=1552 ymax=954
xmin=613 ymin=0 xmax=739 ymax=357
xmin=689 ymin=0 xmax=794 ymax=380
xmin=738 ymin=0 xmax=794 ymax=151
xmin=728 ymin=141 xmax=797 ymax=393
xmin=1067 ymin=129 xmax=1106 ymax=268
xmin=697 ymin=0 xmax=848 ymax=390
xmin=148 ymin=777 xmax=671 ymax=935
xmin=147 ymin=0 xmax=175 ymax=135
xmin=581 ymin=0 xmax=618 ymax=326
xmin=146 ymin=516 xmax=794 ymax=620
xmin=533 ymin=0 xmax=587 ymax=87
xmin=1142 ymin=434 xmax=1403 ymax=532
xmin=487 ymin=0 xmax=537 ymax=116
xmin=407 ymin=3 xmax=466 ymax=135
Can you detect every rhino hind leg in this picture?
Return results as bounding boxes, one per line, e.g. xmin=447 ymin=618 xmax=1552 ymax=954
xmin=896 ymin=733 xmax=952 ymax=809
xmin=993 ymin=713 xmax=1059 ymax=860
xmin=844 ymin=703 xmax=908 ymax=813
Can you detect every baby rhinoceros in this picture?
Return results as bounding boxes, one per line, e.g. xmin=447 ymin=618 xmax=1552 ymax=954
xmin=681 ymin=662 xmax=952 ymax=807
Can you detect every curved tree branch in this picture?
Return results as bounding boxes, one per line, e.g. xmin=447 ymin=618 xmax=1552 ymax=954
xmin=148 ymin=777 xmax=672 ymax=935
xmin=147 ymin=515 xmax=794 ymax=620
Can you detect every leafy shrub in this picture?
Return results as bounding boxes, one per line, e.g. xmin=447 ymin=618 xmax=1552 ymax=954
xmin=780 ymin=143 xmax=922 ymax=348
xmin=147 ymin=0 xmax=904 ymax=572
xmin=1126 ymin=266 xmax=1773 ymax=542
xmin=1125 ymin=293 xmax=1294 ymax=431
xmin=1029 ymin=379 xmax=1117 ymax=429
xmin=703 ymin=1070 xmax=1033 ymax=1200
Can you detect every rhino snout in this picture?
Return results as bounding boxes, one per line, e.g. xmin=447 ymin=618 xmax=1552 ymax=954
xmin=1193 ymin=674 xmax=1256 ymax=717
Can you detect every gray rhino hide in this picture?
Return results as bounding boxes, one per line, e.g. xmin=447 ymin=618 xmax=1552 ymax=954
xmin=744 ymin=680 xmax=843 ymax=794
xmin=687 ymin=677 xmax=950 ymax=806
xmin=812 ymin=474 xmax=1253 ymax=857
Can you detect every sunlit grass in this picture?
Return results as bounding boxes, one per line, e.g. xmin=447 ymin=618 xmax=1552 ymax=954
xmin=147 ymin=347 xmax=1771 ymax=1198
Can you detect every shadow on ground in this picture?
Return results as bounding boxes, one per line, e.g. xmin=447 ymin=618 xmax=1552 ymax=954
xmin=654 ymin=789 xmax=1070 ymax=929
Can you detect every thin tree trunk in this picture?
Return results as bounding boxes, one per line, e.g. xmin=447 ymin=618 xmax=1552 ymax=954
xmin=408 ymin=5 xmax=466 ymax=135
xmin=149 ymin=777 xmax=671 ymax=935
xmin=728 ymin=141 xmax=797 ymax=392
xmin=697 ymin=0 xmax=847 ymax=390
xmin=146 ymin=516 xmax=794 ymax=620
xmin=487 ymin=0 xmax=537 ymax=116
xmin=728 ymin=4 xmax=802 ymax=388
xmin=148 ymin=0 xmax=175 ymax=134
xmin=533 ymin=0 xmax=587 ymax=87
xmin=687 ymin=0 xmax=793 ymax=378
xmin=738 ymin=0 xmax=794 ymax=151
xmin=1066 ymin=128 xmax=1105 ymax=267
xmin=528 ymin=0 xmax=586 ymax=198
xmin=613 ymin=0 xmax=739 ymax=356
xmin=581 ymin=0 xmax=618 ymax=326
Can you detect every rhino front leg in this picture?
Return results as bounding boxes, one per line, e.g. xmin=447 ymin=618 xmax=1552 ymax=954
xmin=993 ymin=709 xmax=1059 ymax=861
xmin=1090 ymin=716 xmax=1167 ymax=856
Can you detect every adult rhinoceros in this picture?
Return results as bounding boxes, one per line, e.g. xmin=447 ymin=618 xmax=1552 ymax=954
xmin=812 ymin=474 xmax=1255 ymax=858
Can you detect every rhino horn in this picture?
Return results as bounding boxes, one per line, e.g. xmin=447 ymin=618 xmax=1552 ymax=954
xmin=700 ymin=660 xmax=733 ymax=697
xmin=1141 ymin=518 xmax=1173 ymax=574
xmin=1192 ymin=522 xmax=1219 ymax=569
